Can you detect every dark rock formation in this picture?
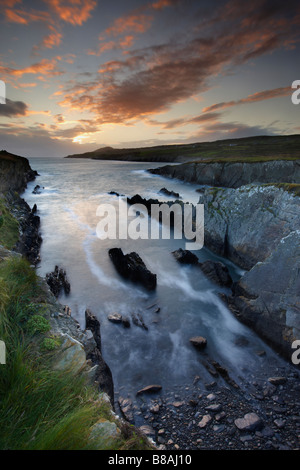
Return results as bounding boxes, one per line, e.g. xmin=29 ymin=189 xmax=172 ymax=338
xmin=159 ymin=187 xmax=181 ymax=198
xmin=109 ymin=247 xmax=157 ymax=290
xmin=172 ymin=248 xmax=199 ymax=265
xmin=5 ymin=191 xmax=42 ymax=265
xmin=189 ymin=336 xmax=207 ymax=349
xmin=149 ymin=159 xmax=300 ymax=189
xmin=85 ymin=309 xmax=114 ymax=406
xmin=0 ymin=150 xmax=38 ymax=193
xmin=46 ymin=265 xmax=71 ymax=297
xmin=32 ymin=184 xmax=44 ymax=194
xmin=199 ymin=260 xmax=233 ymax=288
xmin=172 ymin=249 xmax=233 ymax=288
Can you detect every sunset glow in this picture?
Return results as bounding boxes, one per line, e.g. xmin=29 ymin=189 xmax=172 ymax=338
xmin=0 ymin=0 xmax=299 ymax=157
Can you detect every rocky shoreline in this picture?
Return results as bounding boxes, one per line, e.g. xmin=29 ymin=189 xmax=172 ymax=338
xmin=2 ymin=150 xmax=299 ymax=450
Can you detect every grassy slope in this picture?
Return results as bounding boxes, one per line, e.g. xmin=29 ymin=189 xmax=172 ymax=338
xmin=65 ymin=134 xmax=300 ymax=163
xmin=0 ymin=256 xmax=152 ymax=450
xmin=0 ymin=196 xmax=19 ymax=249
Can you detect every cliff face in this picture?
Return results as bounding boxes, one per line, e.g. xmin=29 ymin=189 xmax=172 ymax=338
xmin=0 ymin=150 xmax=37 ymax=193
xmin=196 ymin=184 xmax=300 ymax=357
xmin=149 ymin=159 xmax=300 ymax=188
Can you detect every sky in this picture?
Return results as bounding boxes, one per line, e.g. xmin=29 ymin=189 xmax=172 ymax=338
xmin=0 ymin=0 xmax=299 ymax=157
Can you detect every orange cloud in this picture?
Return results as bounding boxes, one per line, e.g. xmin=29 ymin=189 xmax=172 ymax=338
xmin=4 ymin=8 xmax=28 ymax=23
xmin=202 ymin=87 xmax=292 ymax=113
xmin=151 ymin=0 xmax=175 ymax=10
xmin=0 ymin=58 xmax=63 ymax=81
xmin=104 ymin=13 xmax=153 ymax=36
xmin=45 ymin=0 xmax=97 ymax=25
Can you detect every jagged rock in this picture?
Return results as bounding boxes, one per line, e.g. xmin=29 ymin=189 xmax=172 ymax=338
xmin=172 ymin=248 xmax=199 ymax=265
xmin=118 ymin=397 xmax=134 ymax=423
xmin=199 ymin=260 xmax=233 ymax=287
xmin=189 ymin=336 xmax=207 ymax=350
xmin=234 ymin=413 xmax=263 ymax=432
xmin=46 ymin=265 xmax=71 ymax=297
xmin=109 ymin=248 xmax=157 ymax=291
xmin=108 ymin=312 xmax=123 ymax=323
xmin=159 ymin=187 xmax=181 ymax=198
xmin=32 ymin=184 xmax=43 ymax=194
xmin=84 ymin=309 xmax=114 ymax=406
xmin=137 ymin=384 xmax=162 ymax=395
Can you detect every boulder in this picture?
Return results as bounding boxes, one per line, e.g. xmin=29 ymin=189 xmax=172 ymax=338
xmin=108 ymin=248 xmax=157 ymax=290
xmin=137 ymin=384 xmax=162 ymax=395
xmin=108 ymin=313 xmax=123 ymax=323
xmin=46 ymin=265 xmax=71 ymax=297
xmin=199 ymin=260 xmax=233 ymax=287
xmin=172 ymin=248 xmax=199 ymax=265
xmin=159 ymin=187 xmax=181 ymax=198
xmin=190 ymin=336 xmax=207 ymax=350
xmin=90 ymin=419 xmax=121 ymax=446
xmin=32 ymin=184 xmax=44 ymax=194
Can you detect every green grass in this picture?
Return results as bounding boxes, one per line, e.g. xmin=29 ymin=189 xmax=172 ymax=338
xmin=0 ymin=256 xmax=152 ymax=450
xmin=65 ymin=134 xmax=300 ymax=163
xmin=0 ymin=196 xmax=19 ymax=250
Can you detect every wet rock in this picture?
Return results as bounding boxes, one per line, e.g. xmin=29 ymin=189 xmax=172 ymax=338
xmin=32 ymin=184 xmax=44 ymax=194
xmin=108 ymin=312 xmax=123 ymax=323
xmin=199 ymin=260 xmax=233 ymax=287
xmin=189 ymin=336 xmax=207 ymax=350
xmin=118 ymin=396 xmax=134 ymax=423
xmin=131 ymin=312 xmax=148 ymax=330
xmin=274 ymin=418 xmax=285 ymax=429
xmin=84 ymin=309 xmax=114 ymax=406
xmin=268 ymin=377 xmax=287 ymax=386
xmin=159 ymin=187 xmax=181 ymax=198
xmin=172 ymin=248 xmax=199 ymax=265
xmin=234 ymin=413 xmax=263 ymax=432
xmin=108 ymin=248 xmax=157 ymax=291
xmin=46 ymin=265 xmax=71 ymax=297
xmin=122 ymin=316 xmax=131 ymax=328
xmin=137 ymin=385 xmax=162 ymax=396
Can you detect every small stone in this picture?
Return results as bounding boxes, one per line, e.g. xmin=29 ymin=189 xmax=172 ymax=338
xmin=215 ymin=411 xmax=226 ymax=422
xmin=268 ymin=377 xmax=287 ymax=386
xmin=234 ymin=413 xmax=263 ymax=432
xmin=274 ymin=418 xmax=285 ymax=429
xmin=150 ymin=404 xmax=160 ymax=414
xmin=198 ymin=414 xmax=212 ymax=428
xmin=205 ymin=403 xmax=222 ymax=412
xmin=207 ymin=393 xmax=216 ymax=401
xmin=172 ymin=401 xmax=184 ymax=408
